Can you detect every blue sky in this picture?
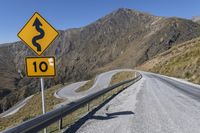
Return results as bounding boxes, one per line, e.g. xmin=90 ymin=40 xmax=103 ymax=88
xmin=0 ymin=0 xmax=200 ymax=44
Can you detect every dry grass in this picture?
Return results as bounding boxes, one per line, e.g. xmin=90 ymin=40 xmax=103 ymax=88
xmin=139 ymin=37 xmax=200 ymax=84
xmin=75 ymin=78 xmax=95 ymax=93
xmin=110 ymin=71 xmax=135 ymax=86
xmin=0 ymin=83 xmax=65 ymax=131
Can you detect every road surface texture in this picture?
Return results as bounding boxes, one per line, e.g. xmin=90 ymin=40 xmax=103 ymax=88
xmin=54 ymin=81 xmax=88 ymax=100
xmin=55 ymin=69 xmax=133 ymax=101
xmin=72 ymin=71 xmax=200 ymax=133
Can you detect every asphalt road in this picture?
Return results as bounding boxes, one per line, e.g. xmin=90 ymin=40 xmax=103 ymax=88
xmin=75 ymin=71 xmax=200 ymax=133
xmin=55 ymin=69 xmax=133 ymax=101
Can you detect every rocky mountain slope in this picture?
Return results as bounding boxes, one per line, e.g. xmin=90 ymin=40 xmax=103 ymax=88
xmin=1 ymin=8 xmax=200 ymax=112
xmin=139 ymin=37 xmax=200 ymax=84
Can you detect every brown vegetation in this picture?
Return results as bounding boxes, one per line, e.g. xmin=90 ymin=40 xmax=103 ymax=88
xmin=139 ymin=37 xmax=200 ymax=84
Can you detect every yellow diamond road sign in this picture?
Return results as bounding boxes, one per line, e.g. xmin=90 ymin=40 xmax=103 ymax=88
xmin=25 ymin=56 xmax=56 ymax=77
xmin=18 ymin=12 xmax=59 ymax=56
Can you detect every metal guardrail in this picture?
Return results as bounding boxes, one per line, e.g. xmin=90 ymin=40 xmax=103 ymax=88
xmin=2 ymin=73 xmax=142 ymax=133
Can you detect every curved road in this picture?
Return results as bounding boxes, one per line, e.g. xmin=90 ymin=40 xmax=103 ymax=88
xmin=54 ymin=81 xmax=88 ymax=100
xmin=55 ymin=69 xmax=133 ymax=101
xmin=74 ymin=71 xmax=200 ymax=133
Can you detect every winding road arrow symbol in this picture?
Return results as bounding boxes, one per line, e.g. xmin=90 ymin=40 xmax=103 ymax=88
xmin=32 ymin=17 xmax=45 ymax=52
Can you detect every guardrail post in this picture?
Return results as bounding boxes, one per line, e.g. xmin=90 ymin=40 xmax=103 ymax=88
xmin=59 ymin=118 xmax=63 ymax=131
xmin=87 ymin=102 xmax=90 ymax=112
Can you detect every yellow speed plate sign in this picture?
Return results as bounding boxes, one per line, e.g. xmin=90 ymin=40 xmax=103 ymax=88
xmin=25 ymin=57 xmax=56 ymax=77
xmin=18 ymin=12 xmax=59 ymax=56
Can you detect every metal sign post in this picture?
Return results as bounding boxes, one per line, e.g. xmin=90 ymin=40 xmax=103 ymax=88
xmin=40 ymin=77 xmax=47 ymax=133
xmin=40 ymin=78 xmax=46 ymax=114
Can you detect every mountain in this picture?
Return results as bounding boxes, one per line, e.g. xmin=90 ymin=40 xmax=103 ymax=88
xmin=1 ymin=8 xmax=200 ymax=112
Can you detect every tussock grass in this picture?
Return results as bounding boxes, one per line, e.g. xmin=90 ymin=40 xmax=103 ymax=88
xmin=110 ymin=71 xmax=135 ymax=86
xmin=140 ymin=37 xmax=200 ymax=84
xmin=75 ymin=78 xmax=95 ymax=92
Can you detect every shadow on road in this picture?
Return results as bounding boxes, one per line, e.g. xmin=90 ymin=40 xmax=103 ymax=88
xmin=91 ymin=111 xmax=134 ymax=120
xmin=63 ymin=84 xmax=134 ymax=133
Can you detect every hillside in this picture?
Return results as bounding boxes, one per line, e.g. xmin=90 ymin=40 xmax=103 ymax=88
xmin=139 ymin=37 xmax=200 ymax=84
xmin=192 ymin=16 xmax=200 ymax=24
xmin=1 ymin=8 xmax=200 ymax=112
